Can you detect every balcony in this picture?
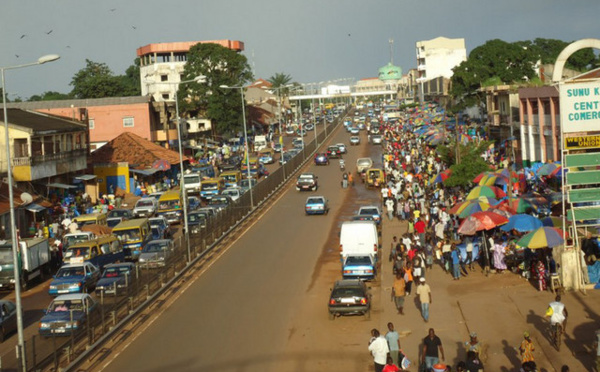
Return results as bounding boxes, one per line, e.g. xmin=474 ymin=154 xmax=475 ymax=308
xmin=417 ymin=64 xmax=426 ymax=71
xmin=12 ymin=148 xmax=88 ymax=182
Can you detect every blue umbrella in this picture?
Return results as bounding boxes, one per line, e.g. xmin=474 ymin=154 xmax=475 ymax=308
xmin=500 ymin=214 xmax=543 ymax=232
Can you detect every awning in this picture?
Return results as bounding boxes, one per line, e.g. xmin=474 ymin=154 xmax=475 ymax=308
xmin=129 ymin=168 xmax=159 ymax=176
xmin=74 ymin=174 xmax=97 ymax=181
xmin=46 ymin=183 xmax=78 ymax=189
xmin=24 ymin=203 xmax=45 ymax=213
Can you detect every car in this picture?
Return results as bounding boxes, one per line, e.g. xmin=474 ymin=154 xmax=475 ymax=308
xmin=296 ymin=173 xmax=318 ymax=191
xmin=133 ymin=198 xmax=157 ymax=218
xmin=357 ymin=122 xmax=366 ymax=130
xmin=305 ymin=196 xmax=329 ymax=215
xmin=48 ymin=262 xmax=101 ymax=296
xmin=150 ymin=225 xmax=168 ymax=240
xmin=349 ymin=127 xmax=360 ymax=135
xmin=336 ymin=143 xmax=347 ymax=154
xmin=107 ymin=217 xmax=123 ymax=229
xmin=304 ymin=123 xmax=314 ymax=131
xmin=238 ymin=178 xmax=258 ymax=194
xmin=342 ymin=255 xmax=376 ymax=280
xmin=370 ymin=126 xmax=381 ymax=135
xmin=221 ymin=188 xmax=241 ymax=202
xmin=149 ymin=216 xmax=172 ymax=239
xmin=138 ymin=239 xmax=175 ymax=269
xmin=279 ymin=152 xmax=294 ymax=165
xmin=39 ymin=294 xmax=99 ymax=337
xmin=0 ymin=300 xmax=18 ymax=342
xmin=314 ymin=153 xmax=329 ymax=165
xmin=357 ymin=205 xmax=382 ymax=226
xmin=370 ymin=134 xmax=383 ymax=145
xmin=356 ymin=158 xmax=374 ymax=174
xmin=326 ymin=145 xmax=342 ymax=159
xmin=328 ymin=279 xmax=371 ymax=320
xmin=187 ymin=212 xmax=208 ymax=234
xmin=296 ymin=129 xmax=307 ymax=137
xmin=148 ymin=192 xmax=164 ymax=201
xmin=95 ymin=262 xmax=136 ymax=296
xmin=107 ymin=209 xmax=134 ymax=220
xmin=273 ymin=143 xmax=283 ymax=153
xmin=206 ymin=195 xmax=233 ymax=212
xmin=258 ymin=150 xmax=275 ymax=165
xmin=285 ymin=126 xmax=295 ymax=135
xmin=188 ymin=196 xmax=201 ymax=211
xmin=349 ymin=136 xmax=360 ymax=146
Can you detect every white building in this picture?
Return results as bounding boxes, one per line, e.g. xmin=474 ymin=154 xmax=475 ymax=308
xmin=415 ymin=36 xmax=467 ymax=83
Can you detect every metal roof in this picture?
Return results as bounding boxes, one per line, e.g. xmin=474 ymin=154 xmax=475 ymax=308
xmin=1 ymin=109 xmax=87 ymax=133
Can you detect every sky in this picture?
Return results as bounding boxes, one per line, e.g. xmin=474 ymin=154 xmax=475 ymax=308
xmin=1 ymin=0 xmax=598 ymax=100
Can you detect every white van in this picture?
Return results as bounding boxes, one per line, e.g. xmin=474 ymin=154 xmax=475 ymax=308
xmin=339 ymin=221 xmax=379 ymax=260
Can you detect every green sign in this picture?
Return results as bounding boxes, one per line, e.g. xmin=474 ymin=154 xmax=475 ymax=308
xmin=566 ymin=170 xmax=600 ymax=185
xmin=565 ymin=153 xmax=600 ymax=168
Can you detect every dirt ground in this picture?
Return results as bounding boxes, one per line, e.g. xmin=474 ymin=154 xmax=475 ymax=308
xmin=282 ymin=192 xmax=600 ymax=372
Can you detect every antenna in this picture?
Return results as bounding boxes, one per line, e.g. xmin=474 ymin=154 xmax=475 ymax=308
xmin=389 ymin=38 xmax=394 ymax=65
xmin=20 ymin=192 xmax=33 ymax=204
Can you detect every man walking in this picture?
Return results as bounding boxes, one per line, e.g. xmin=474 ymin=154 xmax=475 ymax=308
xmin=416 ymin=277 xmax=432 ymax=322
xmin=391 ymin=271 xmax=406 ymax=314
xmin=422 ymin=328 xmax=444 ymax=371
xmin=386 ymin=197 xmax=395 ymax=221
xmin=385 ymin=322 xmax=401 ymax=367
xmin=368 ymin=328 xmax=389 ymax=372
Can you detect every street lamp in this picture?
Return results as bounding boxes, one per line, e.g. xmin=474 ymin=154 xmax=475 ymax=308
xmin=2 ymin=53 xmax=60 ymax=372
xmin=268 ymin=84 xmax=293 ymax=180
xmin=145 ymin=75 xmax=205 ymax=262
xmin=219 ymin=85 xmax=253 ymax=208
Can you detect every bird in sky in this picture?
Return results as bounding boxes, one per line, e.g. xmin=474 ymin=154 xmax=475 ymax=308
xmin=45 ymin=30 xmax=53 ymax=35
xmin=348 ymin=33 xmax=351 ymax=37
xmin=110 ymin=8 xmax=116 ymax=11
xmin=20 ymin=34 xmax=26 ymax=39
xmin=15 ymin=54 xmax=19 ymax=58
xmin=66 ymin=46 xmax=71 ymax=48
xmin=132 ymin=25 xmax=137 ymax=30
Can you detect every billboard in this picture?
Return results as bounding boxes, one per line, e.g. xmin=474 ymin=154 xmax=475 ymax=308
xmin=559 ymin=80 xmax=600 ymax=133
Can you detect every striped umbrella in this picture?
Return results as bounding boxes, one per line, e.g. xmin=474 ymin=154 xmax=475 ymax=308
xmin=501 ymin=198 xmax=537 ymax=214
xmin=458 ymin=211 xmax=509 ymax=236
xmin=516 ymin=227 xmax=565 ymax=249
xmin=487 ymin=207 xmax=513 ymax=219
xmin=537 ymin=163 xmax=561 ymax=177
xmin=541 ymin=216 xmax=563 ymax=228
xmin=431 ymin=169 xmax=452 ymax=184
xmin=473 ymin=172 xmax=493 ymax=184
xmin=479 ymin=174 xmax=509 ymax=186
xmin=467 ymin=185 xmax=506 ymax=200
xmin=449 ymin=197 xmax=498 ymax=216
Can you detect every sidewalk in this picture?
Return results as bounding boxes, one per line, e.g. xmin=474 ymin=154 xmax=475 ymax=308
xmin=378 ymin=215 xmax=599 ymax=371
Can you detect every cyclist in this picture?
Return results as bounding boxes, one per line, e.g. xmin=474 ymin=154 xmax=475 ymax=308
xmin=546 ymin=294 xmax=568 ymax=347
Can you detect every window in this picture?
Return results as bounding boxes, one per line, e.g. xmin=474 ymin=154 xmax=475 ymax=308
xmin=89 ymin=119 xmax=95 ymax=130
xmin=161 ymin=75 xmax=168 ymax=82
xmin=123 ymin=117 xmax=134 ymax=128
xmin=162 ymin=94 xmax=170 ymax=100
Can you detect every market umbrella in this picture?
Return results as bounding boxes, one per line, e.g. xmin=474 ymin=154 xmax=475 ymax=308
xmin=457 ymin=211 xmax=509 ymax=236
xmin=516 ymin=226 xmax=565 ymax=249
xmin=431 ymin=169 xmax=452 ymax=184
xmin=449 ymin=197 xmax=498 ymax=216
xmin=541 ymin=216 xmax=563 ymax=228
xmin=520 ymin=193 xmax=548 ymax=206
xmin=501 ymin=197 xmax=537 ymax=214
xmin=500 ymin=214 xmax=543 ymax=232
xmin=487 ymin=207 xmax=513 ymax=219
xmin=467 ymin=185 xmax=506 ymax=200
xmin=473 ymin=172 xmax=493 ymax=184
xmin=479 ymin=174 xmax=509 ymax=186
xmin=152 ymin=159 xmax=171 ymax=171
xmin=537 ymin=163 xmax=561 ymax=177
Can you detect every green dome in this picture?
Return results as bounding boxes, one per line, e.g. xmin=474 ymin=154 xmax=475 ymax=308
xmin=378 ymin=62 xmax=402 ymax=81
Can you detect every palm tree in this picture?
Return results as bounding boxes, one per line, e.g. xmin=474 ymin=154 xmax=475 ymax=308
xmin=267 ymin=72 xmax=292 ymax=88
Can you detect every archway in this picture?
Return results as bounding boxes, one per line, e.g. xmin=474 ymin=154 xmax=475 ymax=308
xmin=552 ymin=38 xmax=600 ymax=82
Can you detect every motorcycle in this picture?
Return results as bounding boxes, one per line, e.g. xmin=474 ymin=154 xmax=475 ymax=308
xmin=339 ymin=159 xmax=345 ymax=171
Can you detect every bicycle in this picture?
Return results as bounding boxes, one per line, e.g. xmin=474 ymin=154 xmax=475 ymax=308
xmin=551 ymin=322 xmax=563 ymax=351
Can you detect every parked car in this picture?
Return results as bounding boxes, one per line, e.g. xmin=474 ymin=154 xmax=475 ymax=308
xmin=314 ymin=153 xmax=329 ymax=166
xmin=328 ymin=279 xmax=371 ymax=320
xmin=48 ymin=262 xmax=101 ymax=296
xmin=305 ymin=196 xmax=329 ymax=215
xmin=342 ymin=254 xmax=376 ymax=280
xmin=296 ymin=173 xmax=318 ymax=191
xmin=133 ymin=198 xmax=157 ymax=218
xmin=0 ymin=300 xmax=18 ymax=342
xmin=138 ymin=239 xmax=175 ymax=269
xmin=149 ymin=216 xmax=172 ymax=239
xmin=187 ymin=212 xmax=208 ymax=234
xmin=349 ymin=136 xmax=360 ymax=146
xmin=38 ymin=294 xmax=98 ymax=337
xmin=107 ymin=209 xmax=134 ymax=220
xmin=95 ymin=262 xmax=136 ymax=296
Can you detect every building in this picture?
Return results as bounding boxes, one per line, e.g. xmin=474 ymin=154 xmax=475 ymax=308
xmin=415 ymin=36 xmax=467 ymax=103
xmin=137 ymin=40 xmax=244 ymax=102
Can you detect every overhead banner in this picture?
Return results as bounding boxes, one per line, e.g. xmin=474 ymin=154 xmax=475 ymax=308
xmin=559 ymin=81 xmax=600 ymax=133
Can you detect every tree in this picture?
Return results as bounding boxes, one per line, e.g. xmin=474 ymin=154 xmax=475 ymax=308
xmin=179 ymin=43 xmax=253 ymax=135
xmin=29 ymin=91 xmax=72 ymax=101
xmin=267 ymin=72 xmax=292 ymax=88
xmin=437 ymin=140 xmax=493 ymax=187
xmin=516 ymin=38 xmax=598 ymax=71
xmin=70 ymin=59 xmax=140 ymax=99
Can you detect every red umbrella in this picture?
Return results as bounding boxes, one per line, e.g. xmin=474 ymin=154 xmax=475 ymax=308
xmin=152 ymin=159 xmax=171 ymax=171
xmin=458 ymin=211 xmax=509 ymax=236
xmin=473 ymin=172 xmax=493 ymax=184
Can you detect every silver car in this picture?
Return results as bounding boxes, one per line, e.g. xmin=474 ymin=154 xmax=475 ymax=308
xmin=138 ymin=239 xmax=174 ymax=269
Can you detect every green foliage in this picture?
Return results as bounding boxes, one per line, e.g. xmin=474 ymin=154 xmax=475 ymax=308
xmin=438 ymin=140 xmax=493 ymax=187
xmin=267 ymin=72 xmax=293 ymax=88
xmin=69 ymin=59 xmax=140 ymax=99
xmin=515 ymin=38 xmax=598 ymax=71
xmin=179 ymin=43 xmax=253 ymax=134
xmin=29 ymin=91 xmax=72 ymax=101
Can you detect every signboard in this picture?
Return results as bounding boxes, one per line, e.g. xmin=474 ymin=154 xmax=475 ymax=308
xmin=565 ymin=135 xmax=600 ymax=149
xmin=559 ymin=81 xmax=600 ymax=133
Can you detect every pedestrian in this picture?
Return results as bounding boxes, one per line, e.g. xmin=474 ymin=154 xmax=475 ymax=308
xmin=403 ymin=263 xmax=413 ymax=296
xmin=464 ymin=332 xmax=482 ymax=358
xmin=464 ymin=350 xmax=484 ymax=372
xmin=519 ymin=331 xmax=535 ymax=369
xmin=368 ymin=328 xmax=389 ymax=372
xmin=593 ymin=329 xmax=600 ymax=372
xmin=385 ymin=322 xmax=401 ymax=367
xmin=421 ymin=328 xmax=445 ymax=371
xmin=415 ymin=217 xmax=426 ymax=247
xmin=451 ymin=244 xmax=461 ymax=280
xmin=386 ymin=197 xmax=395 ymax=221
xmin=560 ymin=365 xmax=569 ymax=372
xmin=382 ymin=356 xmax=400 ymax=372
xmin=391 ymin=271 xmax=406 ymax=315
xmin=416 ymin=277 xmax=432 ymax=322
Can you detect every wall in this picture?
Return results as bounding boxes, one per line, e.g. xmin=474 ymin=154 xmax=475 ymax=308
xmin=93 ymin=163 xmax=130 ymax=195
xmin=0 ymin=126 xmax=29 ymax=174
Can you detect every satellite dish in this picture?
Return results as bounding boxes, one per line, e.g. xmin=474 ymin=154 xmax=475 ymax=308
xmin=20 ymin=192 xmax=33 ymax=204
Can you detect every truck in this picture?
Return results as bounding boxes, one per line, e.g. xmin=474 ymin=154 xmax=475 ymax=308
xmin=183 ymin=172 xmax=202 ymax=195
xmin=0 ymin=237 xmax=51 ymax=290
xmin=254 ymin=135 xmax=267 ymax=152
xmin=339 ymin=221 xmax=379 ymax=262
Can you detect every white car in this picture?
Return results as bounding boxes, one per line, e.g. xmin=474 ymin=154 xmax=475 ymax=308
xmin=350 ymin=136 xmax=360 ymax=146
xmin=335 ymin=143 xmax=347 ymax=154
xmin=221 ymin=188 xmax=242 ymax=202
xmin=133 ymin=197 xmax=157 ymax=218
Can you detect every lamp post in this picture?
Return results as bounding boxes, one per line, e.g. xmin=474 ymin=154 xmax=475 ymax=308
xmin=2 ymin=54 xmax=60 ymax=372
xmin=220 ymin=85 xmax=253 ymax=208
xmin=268 ymin=84 xmax=297 ymax=180
xmin=146 ymin=75 xmax=206 ymax=262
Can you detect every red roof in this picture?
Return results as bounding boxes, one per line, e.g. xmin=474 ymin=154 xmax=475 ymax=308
xmin=90 ymin=132 xmax=183 ymax=169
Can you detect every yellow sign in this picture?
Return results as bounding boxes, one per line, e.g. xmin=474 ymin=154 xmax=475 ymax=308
xmin=565 ymin=135 xmax=600 ymax=150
